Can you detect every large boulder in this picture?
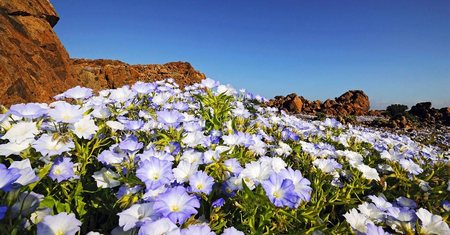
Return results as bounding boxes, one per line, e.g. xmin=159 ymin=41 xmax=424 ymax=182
xmin=71 ymin=59 xmax=206 ymax=91
xmin=0 ymin=0 xmax=77 ymax=106
xmin=335 ymin=90 xmax=370 ymax=115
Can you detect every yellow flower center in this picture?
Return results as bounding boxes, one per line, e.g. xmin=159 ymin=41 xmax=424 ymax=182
xmin=196 ymin=183 xmax=203 ymax=190
xmin=171 ymin=205 xmax=180 ymax=212
xmin=56 ymin=231 xmax=64 ymax=235
xmin=273 ymin=190 xmax=282 ymax=199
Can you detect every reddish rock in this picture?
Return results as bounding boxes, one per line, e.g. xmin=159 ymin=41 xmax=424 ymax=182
xmin=0 ymin=0 xmax=77 ymax=106
xmin=0 ymin=0 xmax=206 ymax=107
xmin=71 ymin=59 xmax=206 ymax=91
xmin=282 ymin=93 xmax=303 ymax=113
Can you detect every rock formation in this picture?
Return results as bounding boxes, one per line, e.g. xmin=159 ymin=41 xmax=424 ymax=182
xmin=0 ymin=0 xmax=77 ymax=106
xmin=0 ymin=0 xmax=205 ymax=107
xmin=268 ymin=90 xmax=371 ymax=116
xmin=71 ymin=59 xmax=205 ymax=91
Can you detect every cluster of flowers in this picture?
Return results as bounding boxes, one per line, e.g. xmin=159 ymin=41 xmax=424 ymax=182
xmin=0 ymin=78 xmax=449 ymax=234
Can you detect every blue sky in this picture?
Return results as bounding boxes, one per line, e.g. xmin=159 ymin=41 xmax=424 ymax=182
xmin=52 ymin=0 xmax=450 ymax=109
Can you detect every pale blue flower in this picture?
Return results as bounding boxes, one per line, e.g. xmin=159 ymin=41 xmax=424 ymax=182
xmin=32 ymin=134 xmax=75 ymax=157
xmin=37 ymin=212 xmax=81 ymax=235
xmin=136 ymin=157 xmax=173 ymax=190
xmin=279 ymin=168 xmax=312 ymax=203
xmin=0 ymin=164 xmax=20 ymax=192
xmin=261 ymin=173 xmax=299 ymax=208
xmin=153 ymin=186 xmax=200 ymax=224
xmin=222 ymin=227 xmax=244 ymax=235
xmin=156 ymin=110 xmax=184 ymax=128
xmin=9 ymin=159 xmax=38 ymax=186
xmin=181 ymin=224 xmax=215 ymax=235
xmin=118 ymin=203 xmax=160 ymax=231
xmin=138 ymin=218 xmax=180 ymax=235
xmin=48 ymin=157 xmax=74 ymax=182
xmin=48 ymin=102 xmax=84 ymax=123
xmin=57 ymin=86 xmax=93 ymax=100
xmin=9 ymin=103 xmax=47 ymax=119
xmin=189 ymin=171 xmax=214 ymax=194
xmin=366 ymin=224 xmax=390 ymax=235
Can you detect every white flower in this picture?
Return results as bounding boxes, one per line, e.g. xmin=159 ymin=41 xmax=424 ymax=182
xmin=399 ymin=159 xmax=423 ymax=175
xmin=73 ymin=117 xmax=99 ymax=139
xmin=182 ymin=131 xmax=206 ymax=147
xmin=357 ymin=164 xmax=380 ymax=181
xmin=368 ymin=195 xmax=392 ymax=211
xmin=1 ymin=121 xmax=38 ymax=143
xmin=106 ymin=121 xmax=125 ymax=130
xmin=416 ymin=208 xmax=450 ymax=235
xmin=173 ymin=161 xmax=198 ymax=183
xmin=37 ymin=212 xmax=81 ymax=235
xmin=180 ymin=150 xmax=203 ymax=165
xmin=274 ymin=141 xmax=292 ymax=157
xmin=9 ymin=159 xmax=38 ymax=186
xmin=358 ymin=202 xmax=385 ymax=221
xmin=343 ymin=208 xmax=373 ymax=233
xmin=92 ymin=168 xmax=121 ymax=188
xmin=240 ymin=161 xmax=272 ymax=184
xmin=118 ymin=203 xmax=158 ymax=231
xmin=0 ymin=139 xmax=34 ymax=156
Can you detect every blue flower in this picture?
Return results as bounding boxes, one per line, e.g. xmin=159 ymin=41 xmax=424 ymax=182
xmin=9 ymin=103 xmax=47 ymax=119
xmin=212 ymin=198 xmax=225 ymax=208
xmin=153 ymin=186 xmax=200 ymax=224
xmin=279 ymin=168 xmax=312 ymax=203
xmin=365 ymin=223 xmax=390 ymax=235
xmin=136 ymin=157 xmax=173 ymax=190
xmin=37 ymin=212 xmax=81 ymax=235
xmin=261 ymin=173 xmax=299 ymax=208
xmin=0 ymin=164 xmax=21 ymax=192
xmin=48 ymin=157 xmax=74 ymax=182
xmin=181 ymin=224 xmax=215 ymax=235
xmin=138 ymin=218 xmax=180 ymax=235
xmin=119 ymin=136 xmax=144 ymax=154
xmin=117 ymin=203 xmax=160 ymax=231
xmin=189 ymin=171 xmax=214 ymax=194
xmin=156 ymin=110 xmax=184 ymax=128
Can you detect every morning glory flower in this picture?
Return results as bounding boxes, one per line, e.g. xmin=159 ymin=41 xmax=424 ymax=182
xmin=0 ymin=139 xmax=34 ymax=156
xmin=106 ymin=121 xmax=125 ymax=130
xmin=9 ymin=103 xmax=47 ymax=119
xmin=156 ymin=110 xmax=184 ymax=128
xmin=9 ymin=159 xmax=38 ymax=186
xmin=119 ymin=137 xmax=144 ymax=154
xmin=365 ymin=224 xmax=390 ymax=235
xmin=138 ymin=218 xmax=180 ymax=235
xmin=152 ymin=92 xmax=172 ymax=106
xmin=117 ymin=203 xmax=159 ymax=231
xmin=98 ymin=149 xmax=126 ymax=165
xmin=240 ymin=160 xmax=273 ymax=184
xmin=37 ymin=212 xmax=81 ymax=235
xmin=369 ymin=195 xmax=393 ymax=211
xmin=173 ymin=161 xmax=198 ymax=184
xmin=1 ymin=121 xmax=39 ymax=143
xmin=279 ymin=168 xmax=312 ymax=203
xmin=183 ymin=131 xmax=207 ymax=147
xmin=57 ymin=86 xmax=93 ymax=100
xmin=33 ymin=134 xmax=75 ymax=157
xmin=73 ymin=116 xmax=99 ymax=140
xmin=416 ymin=208 xmax=450 ymax=235
xmin=48 ymin=102 xmax=84 ymax=123
xmin=212 ymin=198 xmax=225 ymax=208
xmin=92 ymin=168 xmax=121 ymax=188
xmin=0 ymin=165 xmax=21 ymax=192
xmin=137 ymin=157 xmax=173 ymax=190
xmin=224 ymin=158 xmax=243 ymax=175
xmin=109 ymin=86 xmax=136 ymax=103
xmin=180 ymin=149 xmax=204 ymax=165
xmin=124 ymin=119 xmax=145 ymax=131
xmin=222 ymin=227 xmax=244 ymax=235
xmin=274 ymin=141 xmax=292 ymax=157
xmin=189 ymin=171 xmax=214 ymax=194
xmin=399 ymin=159 xmax=423 ymax=175
xmin=313 ymin=158 xmax=342 ymax=173
xmin=181 ymin=224 xmax=215 ymax=235
xmin=395 ymin=196 xmax=417 ymax=209
xmin=11 ymin=191 xmax=43 ymax=217
xmin=48 ymin=157 xmax=75 ymax=182
xmin=201 ymin=78 xmax=219 ymax=88
xmin=132 ymin=81 xmax=156 ymax=94
xmin=261 ymin=173 xmax=300 ymax=208
xmin=343 ymin=208 xmax=373 ymax=233
xmin=153 ymin=186 xmax=200 ymax=224
xmin=357 ymin=164 xmax=380 ymax=181
xmin=358 ymin=202 xmax=385 ymax=222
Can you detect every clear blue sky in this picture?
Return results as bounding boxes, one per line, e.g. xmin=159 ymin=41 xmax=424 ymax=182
xmin=52 ymin=0 xmax=450 ymax=109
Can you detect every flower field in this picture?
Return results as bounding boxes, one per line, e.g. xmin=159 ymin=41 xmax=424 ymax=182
xmin=0 ymin=78 xmax=449 ymax=235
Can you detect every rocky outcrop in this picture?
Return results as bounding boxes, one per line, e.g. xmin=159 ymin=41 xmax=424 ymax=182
xmin=268 ymin=90 xmax=371 ymax=116
xmin=0 ymin=0 xmax=77 ymax=106
xmin=409 ymin=102 xmax=450 ymax=125
xmin=0 ymin=0 xmax=206 ymax=107
xmin=71 ymin=59 xmax=206 ymax=91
